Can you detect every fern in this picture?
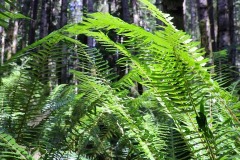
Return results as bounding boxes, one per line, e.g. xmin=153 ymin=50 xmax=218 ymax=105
xmin=0 ymin=1 xmax=29 ymax=28
xmin=0 ymin=0 xmax=239 ymax=159
xmin=0 ymin=130 xmax=33 ymax=160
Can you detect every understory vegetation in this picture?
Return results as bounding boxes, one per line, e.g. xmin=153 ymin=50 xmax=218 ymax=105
xmin=0 ymin=0 xmax=240 ymax=159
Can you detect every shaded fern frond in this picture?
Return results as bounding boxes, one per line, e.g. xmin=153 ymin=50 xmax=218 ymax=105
xmin=0 ymin=0 xmax=29 ymax=28
xmin=0 ymin=130 xmax=33 ymax=160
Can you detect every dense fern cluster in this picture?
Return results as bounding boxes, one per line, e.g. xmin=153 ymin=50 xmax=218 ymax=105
xmin=0 ymin=0 xmax=239 ymax=159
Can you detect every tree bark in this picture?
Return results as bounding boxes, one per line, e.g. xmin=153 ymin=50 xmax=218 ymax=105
xmin=12 ymin=20 xmax=18 ymax=54
xmin=60 ymin=0 xmax=68 ymax=27
xmin=40 ymin=0 xmax=49 ymax=38
xmin=121 ymin=0 xmax=131 ymax=23
xmin=5 ymin=5 xmax=18 ymax=60
xmin=20 ymin=0 xmax=30 ymax=48
xmin=197 ymin=0 xmax=213 ymax=65
xmin=1 ymin=28 xmax=5 ymax=65
xmin=108 ymin=0 xmax=116 ymax=14
xmin=183 ymin=0 xmax=200 ymax=41
xmin=217 ymin=0 xmax=231 ymax=50
xmin=60 ymin=0 xmax=68 ymax=84
xmin=208 ymin=0 xmax=217 ymax=51
xmin=70 ymin=0 xmax=82 ymax=23
xmin=0 ymin=0 xmax=4 ymax=65
xmin=232 ymin=0 xmax=240 ymax=78
xmin=117 ymin=0 xmax=131 ymax=79
xmin=29 ymin=0 xmax=39 ymax=44
xmin=131 ymin=0 xmax=139 ymax=25
xmin=87 ymin=0 xmax=94 ymax=48
xmin=49 ymin=0 xmax=61 ymax=32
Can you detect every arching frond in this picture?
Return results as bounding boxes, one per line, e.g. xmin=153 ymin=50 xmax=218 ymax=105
xmin=0 ymin=0 xmax=239 ymax=159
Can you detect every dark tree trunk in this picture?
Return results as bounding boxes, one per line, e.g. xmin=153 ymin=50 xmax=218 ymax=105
xmin=49 ymin=0 xmax=61 ymax=32
xmin=40 ymin=0 xmax=49 ymax=38
xmin=87 ymin=0 xmax=94 ymax=48
xmin=121 ymin=0 xmax=130 ymax=23
xmin=20 ymin=0 xmax=30 ymax=48
xmin=117 ymin=0 xmax=130 ymax=79
xmin=60 ymin=0 xmax=68 ymax=27
xmin=208 ymin=0 xmax=217 ymax=51
xmin=29 ymin=0 xmax=39 ymax=44
xmin=217 ymin=0 xmax=231 ymax=50
xmin=231 ymin=0 xmax=240 ymax=78
xmin=60 ymin=0 xmax=68 ymax=84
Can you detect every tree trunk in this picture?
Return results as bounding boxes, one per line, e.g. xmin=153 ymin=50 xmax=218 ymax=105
xmin=117 ymin=0 xmax=130 ymax=79
xmin=5 ymin=5 xmax=18 ymax=60
xmin=183 ymin=0 xmax=200 ymax=41
xmin=1 ymin=28 xmax=5 ymax=65
xmin=12 ymin=20 xmax=18 ymax=54
xmin=49 ymin=0 xmax=61 ymax=32
xmin=60 ymin=0 xmax=68 ymax=27
xmin=197 ymin=0 xmax=213 ymax=66
xmin=208 ymin=0 xmax=217 ymax=51
xmin=29 ymin=0 xmax=39 ymax=44
xmin=108 ymin=0 xmax=116 ymax=14
xmin=97 ymin=0 xmax=108 ymax=13
xmin=87 ymin=0 xmax=94 ymax=48
xmin=217 ymin=0 xmax=231 ymax=50
xmin=20 ymin=0 xmax=30 ymax=48
xmin=0 ymin=0 xmax=4 ymax=65
xmin=70 ymin=0 xmax=82 ymax=23
xmin=121 ymin=0 xmax=130 ymax=23
xmin=232 ymin=0 xmax=240 ymax=78
xmin=131 ymin=0 xmax=139 ymax=25
xmin=60 ymin=0 xmax=68 ymax=84
xmin=40 ymin=0 xmax=49 ymax=38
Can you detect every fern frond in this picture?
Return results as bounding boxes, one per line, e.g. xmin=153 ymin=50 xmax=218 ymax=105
xmin=62 ymin=7 xmax=239 ymax=159
xmin=0 ymin=0 xmax=29 ymax=28
xmin=0 ymin=130 xmax=33 ymax=159
xmin=0 ymin=0 xmax=239 ymax=159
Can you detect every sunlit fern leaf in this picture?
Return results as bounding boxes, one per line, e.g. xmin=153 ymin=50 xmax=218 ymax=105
xmin=62 ymin=4 xmax=240 ymax=159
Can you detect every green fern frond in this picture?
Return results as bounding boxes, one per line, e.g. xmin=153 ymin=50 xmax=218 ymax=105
xmin=64 ymin=70 xmax=168 ymax=159
xmin=0 ymin=0 xmax=239 ymax=159
xmin=62 ymin=7 xmax=239 ymax=159
xmin=0 ymin=130 xmax=33 ymax=160
xmin=0 ymin=0 xmax=29 ymax=28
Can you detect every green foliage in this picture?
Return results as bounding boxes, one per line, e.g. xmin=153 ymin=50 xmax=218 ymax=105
xmin=0 ymin=1 xmax=29 ymax=28
xmin=0 ymin=0 xmax=239 ymax=159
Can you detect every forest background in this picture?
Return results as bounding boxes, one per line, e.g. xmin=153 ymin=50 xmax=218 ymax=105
xmin=0 ymin=0 xmax=240 ymax=159
xmin=1 ymin=0 xmax=240 ymax=77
